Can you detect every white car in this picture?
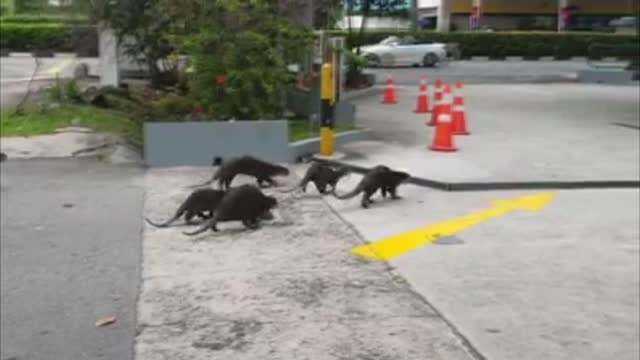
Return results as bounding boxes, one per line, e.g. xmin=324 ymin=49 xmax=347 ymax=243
xmin=358 ymin=35 xmax=449 ymax=68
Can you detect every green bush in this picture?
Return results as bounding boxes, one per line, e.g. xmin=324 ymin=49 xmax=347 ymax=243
xmin=327 ymin=30 xmax=639 ymax=59
xmin=588 ymin=42 xmax=640 ymax=62
xmin=46 ymin=78 xmax=84 ymax=104
xmin=148 ymin=93 xmax=197 ymax=120
xmin=0 ymin=14 xmax=89 ymax=24
xmin=0 ymin=23 xmax=96 ymax=53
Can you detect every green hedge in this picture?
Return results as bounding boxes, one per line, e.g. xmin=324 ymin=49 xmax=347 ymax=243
xmin=0 ymin=14 xmax=89 ymax=25
xmin=0 ymin=23 xmax=97 ymax=55
xmin=327 ymin=30 xmax=640 ymax=60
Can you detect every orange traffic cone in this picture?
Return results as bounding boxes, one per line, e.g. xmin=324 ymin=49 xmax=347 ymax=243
xmin=429 ymin=94 xmax=457 ymax=152
xmin=382 ymin=76 xmax=397 ymax=104
xmin=429 ymin=82 xmax=450 ymax=126
xmin=427 ymin=83 xmax=443 ymax=126
xmin=414 ymin=76 xmax=430 ymax=113
xmin=452 ymin=85 xmax=470 ymax=135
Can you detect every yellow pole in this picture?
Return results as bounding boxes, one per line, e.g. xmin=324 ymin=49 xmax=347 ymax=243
xmin=320 ymin=61 xmax=335 ymax=156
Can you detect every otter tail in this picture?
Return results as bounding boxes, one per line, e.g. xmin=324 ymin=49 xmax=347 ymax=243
xmin=182 ymin=217 xmax=215 ymax=236
xmin=144 ymin=198 xmax=190 ymax=228
xmin=276 ymin=177 xmax=308 ymax=193
xmin=277 ymin=185 xmax=300 ymax=193
xmin=331 ymin=181 xmax=364 ymax=200
xmin=144 ymin=216 xmax=178 ymax=228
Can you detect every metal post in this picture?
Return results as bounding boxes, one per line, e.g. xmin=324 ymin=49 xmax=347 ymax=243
xmin=329 ymin=37 xmax=345 ymax=103
xmin=320 ymin=61 xmax=335 ymax=156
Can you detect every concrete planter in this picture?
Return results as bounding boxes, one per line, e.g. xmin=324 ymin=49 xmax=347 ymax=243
xmin=143 ymin=120 xmax=372 ymax=167
xmin=143 ymin=120 xmax=290 ymax=167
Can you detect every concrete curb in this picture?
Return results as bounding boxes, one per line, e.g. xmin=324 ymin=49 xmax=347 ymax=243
xmin=463 ymin=56 xmax=628 ymax=62
xmin=0 ymin=52 xmax=83 ymax=58
xmin=0 ymin=76 xmax=59 ymax=84
xmin=341 ymin=86 xmax=382 ymax=102
xmin=2 ymin=52 xmax=630 ymax=63
xmin=310 ymin=159 xmax=640 ymax=192
xmin=289 ymin=129 xmax=373 ymax=162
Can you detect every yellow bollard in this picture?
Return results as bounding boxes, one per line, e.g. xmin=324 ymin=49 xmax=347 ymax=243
xmin=320 ymin=62 xmax=335 ymax=156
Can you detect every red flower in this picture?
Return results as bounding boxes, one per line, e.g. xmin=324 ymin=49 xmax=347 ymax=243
xmin=216 ymin=75 xmax=225 ymax=85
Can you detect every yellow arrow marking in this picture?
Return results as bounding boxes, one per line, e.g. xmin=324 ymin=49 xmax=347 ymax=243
xmin=351 ymin=192 xmax=556 ymax=261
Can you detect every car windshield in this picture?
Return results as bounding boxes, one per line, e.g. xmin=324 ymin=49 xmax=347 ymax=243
xmin=379 ymin=36 xmax=417 ymax=46
xmin=379 ymin=36 xmax=400 ymax=45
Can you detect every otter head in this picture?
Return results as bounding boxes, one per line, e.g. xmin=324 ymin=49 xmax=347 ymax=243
xmin=264 ymin=195 xmax=278 ymax=209
xmin=392 ymin=168 xmax=411 ymax=184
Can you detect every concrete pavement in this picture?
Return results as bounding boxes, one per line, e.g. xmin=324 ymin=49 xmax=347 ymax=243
xmin=314 ymin=80 xmax=640 ymax=360
xmin=0 ymin=56 xmax=98 ymax=107
xmin=321 ymin=175 xmax=639 ymax=360
xmin=136 ymin=166 xmax=480 ymax=360
xmin=342 ymin=83 xmax=639 ymax=183
xmin=0 ymin=158 xmax=144 ymax=360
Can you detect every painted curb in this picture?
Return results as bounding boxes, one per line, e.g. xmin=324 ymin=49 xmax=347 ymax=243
xmin=310 ymin=159 xmax=640 ymax=192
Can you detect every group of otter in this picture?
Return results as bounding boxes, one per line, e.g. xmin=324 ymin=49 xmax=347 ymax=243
xmin=144 ymin=155 xmax=411 ymax=236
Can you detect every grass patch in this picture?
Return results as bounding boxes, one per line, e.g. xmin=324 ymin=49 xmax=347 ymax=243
xmin=0 ymin=104 xmax=141 ymax=145
xmin=288 ymin=120 xmax=356 ymax=142
xmin=0 ymin=104 xmax=354 ymax=147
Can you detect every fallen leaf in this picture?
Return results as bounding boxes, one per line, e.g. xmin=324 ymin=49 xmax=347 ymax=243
xmin=95 ymin=316 xmax=116 ymax=327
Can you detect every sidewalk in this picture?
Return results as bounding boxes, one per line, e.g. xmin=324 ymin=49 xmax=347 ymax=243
xmin=135 ymin=166 xmax=479 ymax=360
xmin=342 ymin=83 xmax=639 ymax=184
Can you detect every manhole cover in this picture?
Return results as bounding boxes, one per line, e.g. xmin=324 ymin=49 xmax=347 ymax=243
xmin=433 ymin=235 xmax=464 ymax=245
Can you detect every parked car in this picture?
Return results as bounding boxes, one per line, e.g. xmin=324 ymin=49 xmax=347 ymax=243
xmin=357 ymin=35 xmax=449 ymax=68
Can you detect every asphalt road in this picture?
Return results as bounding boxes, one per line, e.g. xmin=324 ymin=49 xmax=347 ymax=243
xmin=364 ymin=60 xmax=627 ymax=85
xmin=0 ymin=56 xmax=96 ymax=107
xmin=0 ymin=158 xmax=144 ymax=360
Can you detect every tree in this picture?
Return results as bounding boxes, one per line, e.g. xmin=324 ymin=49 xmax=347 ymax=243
xmin=169 ymin=0 xmax=314 ymax=120
xmin=109 ymin=0 xmax=176 ymax=88
xmin=314 ymin=0 xmax=342 ymax=29
xmin=343 ymin=0 xmax=409 ymax=54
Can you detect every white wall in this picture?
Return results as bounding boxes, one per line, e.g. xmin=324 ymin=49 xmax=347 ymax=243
xmin=418 ymin=0 xmax=440 ymax=8
xmin=337 ymin=16 xmax=412 ymax=30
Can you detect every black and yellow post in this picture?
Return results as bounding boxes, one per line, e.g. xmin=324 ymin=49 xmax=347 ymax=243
xmin=320 ymin=61 xmax=335 ymax=156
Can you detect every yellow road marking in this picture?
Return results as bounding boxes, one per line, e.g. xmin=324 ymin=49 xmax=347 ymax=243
xmin=46 ymin=58 xmax=75 ymax=76
xmin=351 ymin=192 xmax=556 ymax=261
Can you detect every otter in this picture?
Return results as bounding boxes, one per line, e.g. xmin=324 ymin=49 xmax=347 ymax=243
xmin=183 ymin=184 xmax=278 ymax=236
xmin=188 ymin=155 xmax=290 ymax=190
xmin=145 ymin=188 xmax=226 ymax=228
xmin=331 ymin=165 xmax=410 ymax=208
xmin=279 ymin=162 xmax=350 ymax=195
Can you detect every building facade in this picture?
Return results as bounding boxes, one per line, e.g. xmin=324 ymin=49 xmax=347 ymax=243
xmin=338 ymin=0 xmax=639 ymax=31
xmin=420 ymin=0 xmax=640 ymax=31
